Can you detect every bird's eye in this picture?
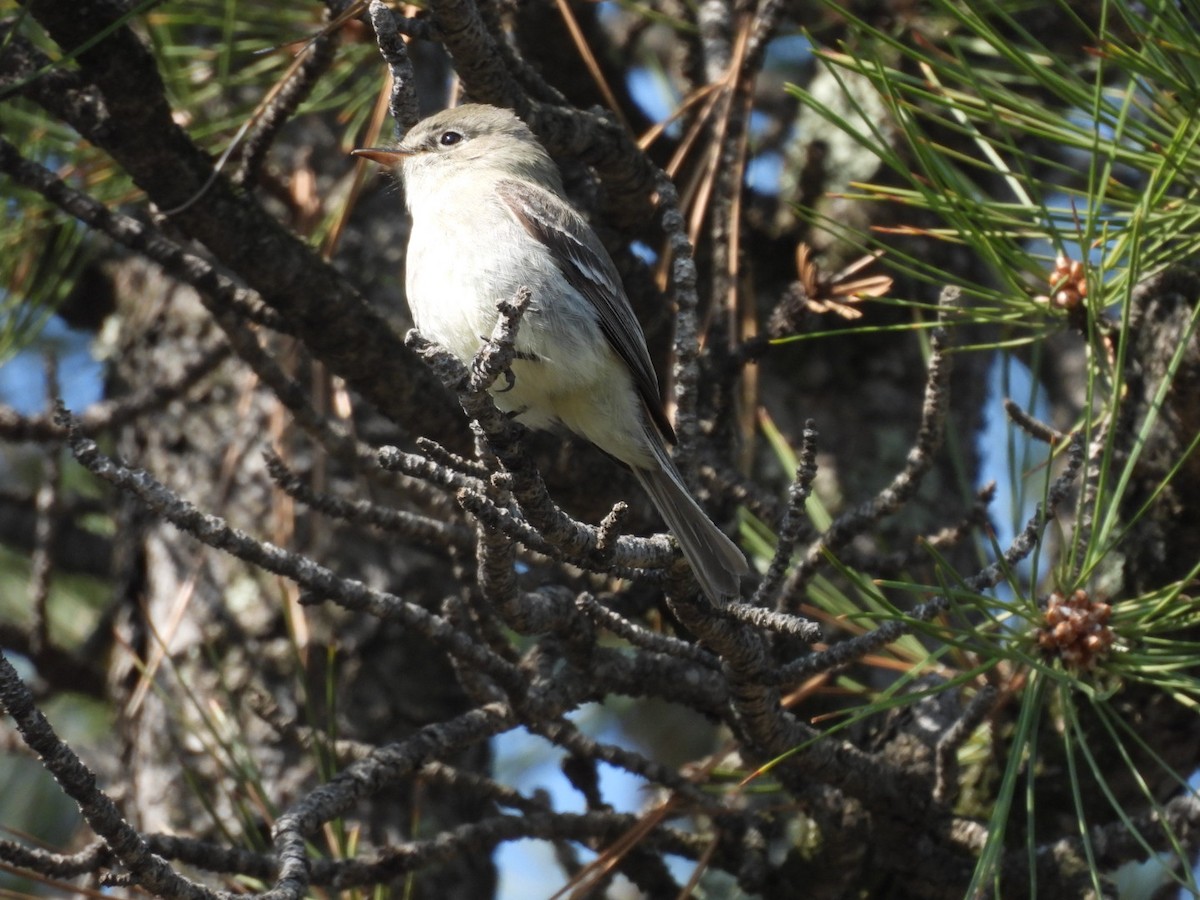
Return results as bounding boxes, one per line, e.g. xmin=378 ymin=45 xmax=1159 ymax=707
xmin=439 ymin=130 xmax=464 ymax=147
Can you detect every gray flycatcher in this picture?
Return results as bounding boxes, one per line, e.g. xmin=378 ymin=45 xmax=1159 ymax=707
xmin=353 ymin=104 xmax=747 ymax=603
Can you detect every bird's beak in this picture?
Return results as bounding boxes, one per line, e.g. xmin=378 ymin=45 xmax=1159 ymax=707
xmin=350 ymin=148 xmax=411 ymax=165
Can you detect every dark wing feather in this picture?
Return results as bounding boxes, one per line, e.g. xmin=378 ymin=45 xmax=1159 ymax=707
xmin=496 ymin=179 xmax=676 ymax=443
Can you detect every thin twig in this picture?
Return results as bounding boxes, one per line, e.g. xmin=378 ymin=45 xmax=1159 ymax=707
xmin=233 ymin=10 xmax=340 ymax=185
xmin=1004 ymin=398 xmax=1064 ymax=445
xmin=575 ymin=592 xmax=719 ymax=667
xmin=751 ymin=420 xmax=819 ymax=607
xmin=659 ymin=172 xmax=704 ymax=482
xmin=933 ymin=685 xmax=996 ymax=805
xmin=58 ymin=404 xmax=524 ymax=691
xmin=763 ymin=432 xmax=1086 ymax=686
xmin=721 ymin=602 xmax=820 ymax=640
xmin=365 ymin=0 xmax=420 ymax=136
xmin=0 ymin=650 xmax=218 ymax=899
xmin=780 ymin=286 xmax=959 ymax=609
xmin=264 ymin=450 xmax=473 ymax=547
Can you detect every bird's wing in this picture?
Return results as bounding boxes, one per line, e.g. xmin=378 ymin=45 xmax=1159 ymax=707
xmin=496 ymin=179 xmax=676 ymax=443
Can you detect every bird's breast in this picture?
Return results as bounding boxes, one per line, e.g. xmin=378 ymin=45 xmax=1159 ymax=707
xmin=404 ymin=202 xmax=616 ymax=414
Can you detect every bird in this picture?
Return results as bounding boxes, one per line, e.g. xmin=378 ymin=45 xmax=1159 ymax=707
xmin=353 ymin=104 xmax=747 ymax=604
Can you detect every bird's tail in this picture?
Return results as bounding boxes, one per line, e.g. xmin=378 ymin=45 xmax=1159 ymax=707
xmin=632 ymin=441 xmax=748 ymax=605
